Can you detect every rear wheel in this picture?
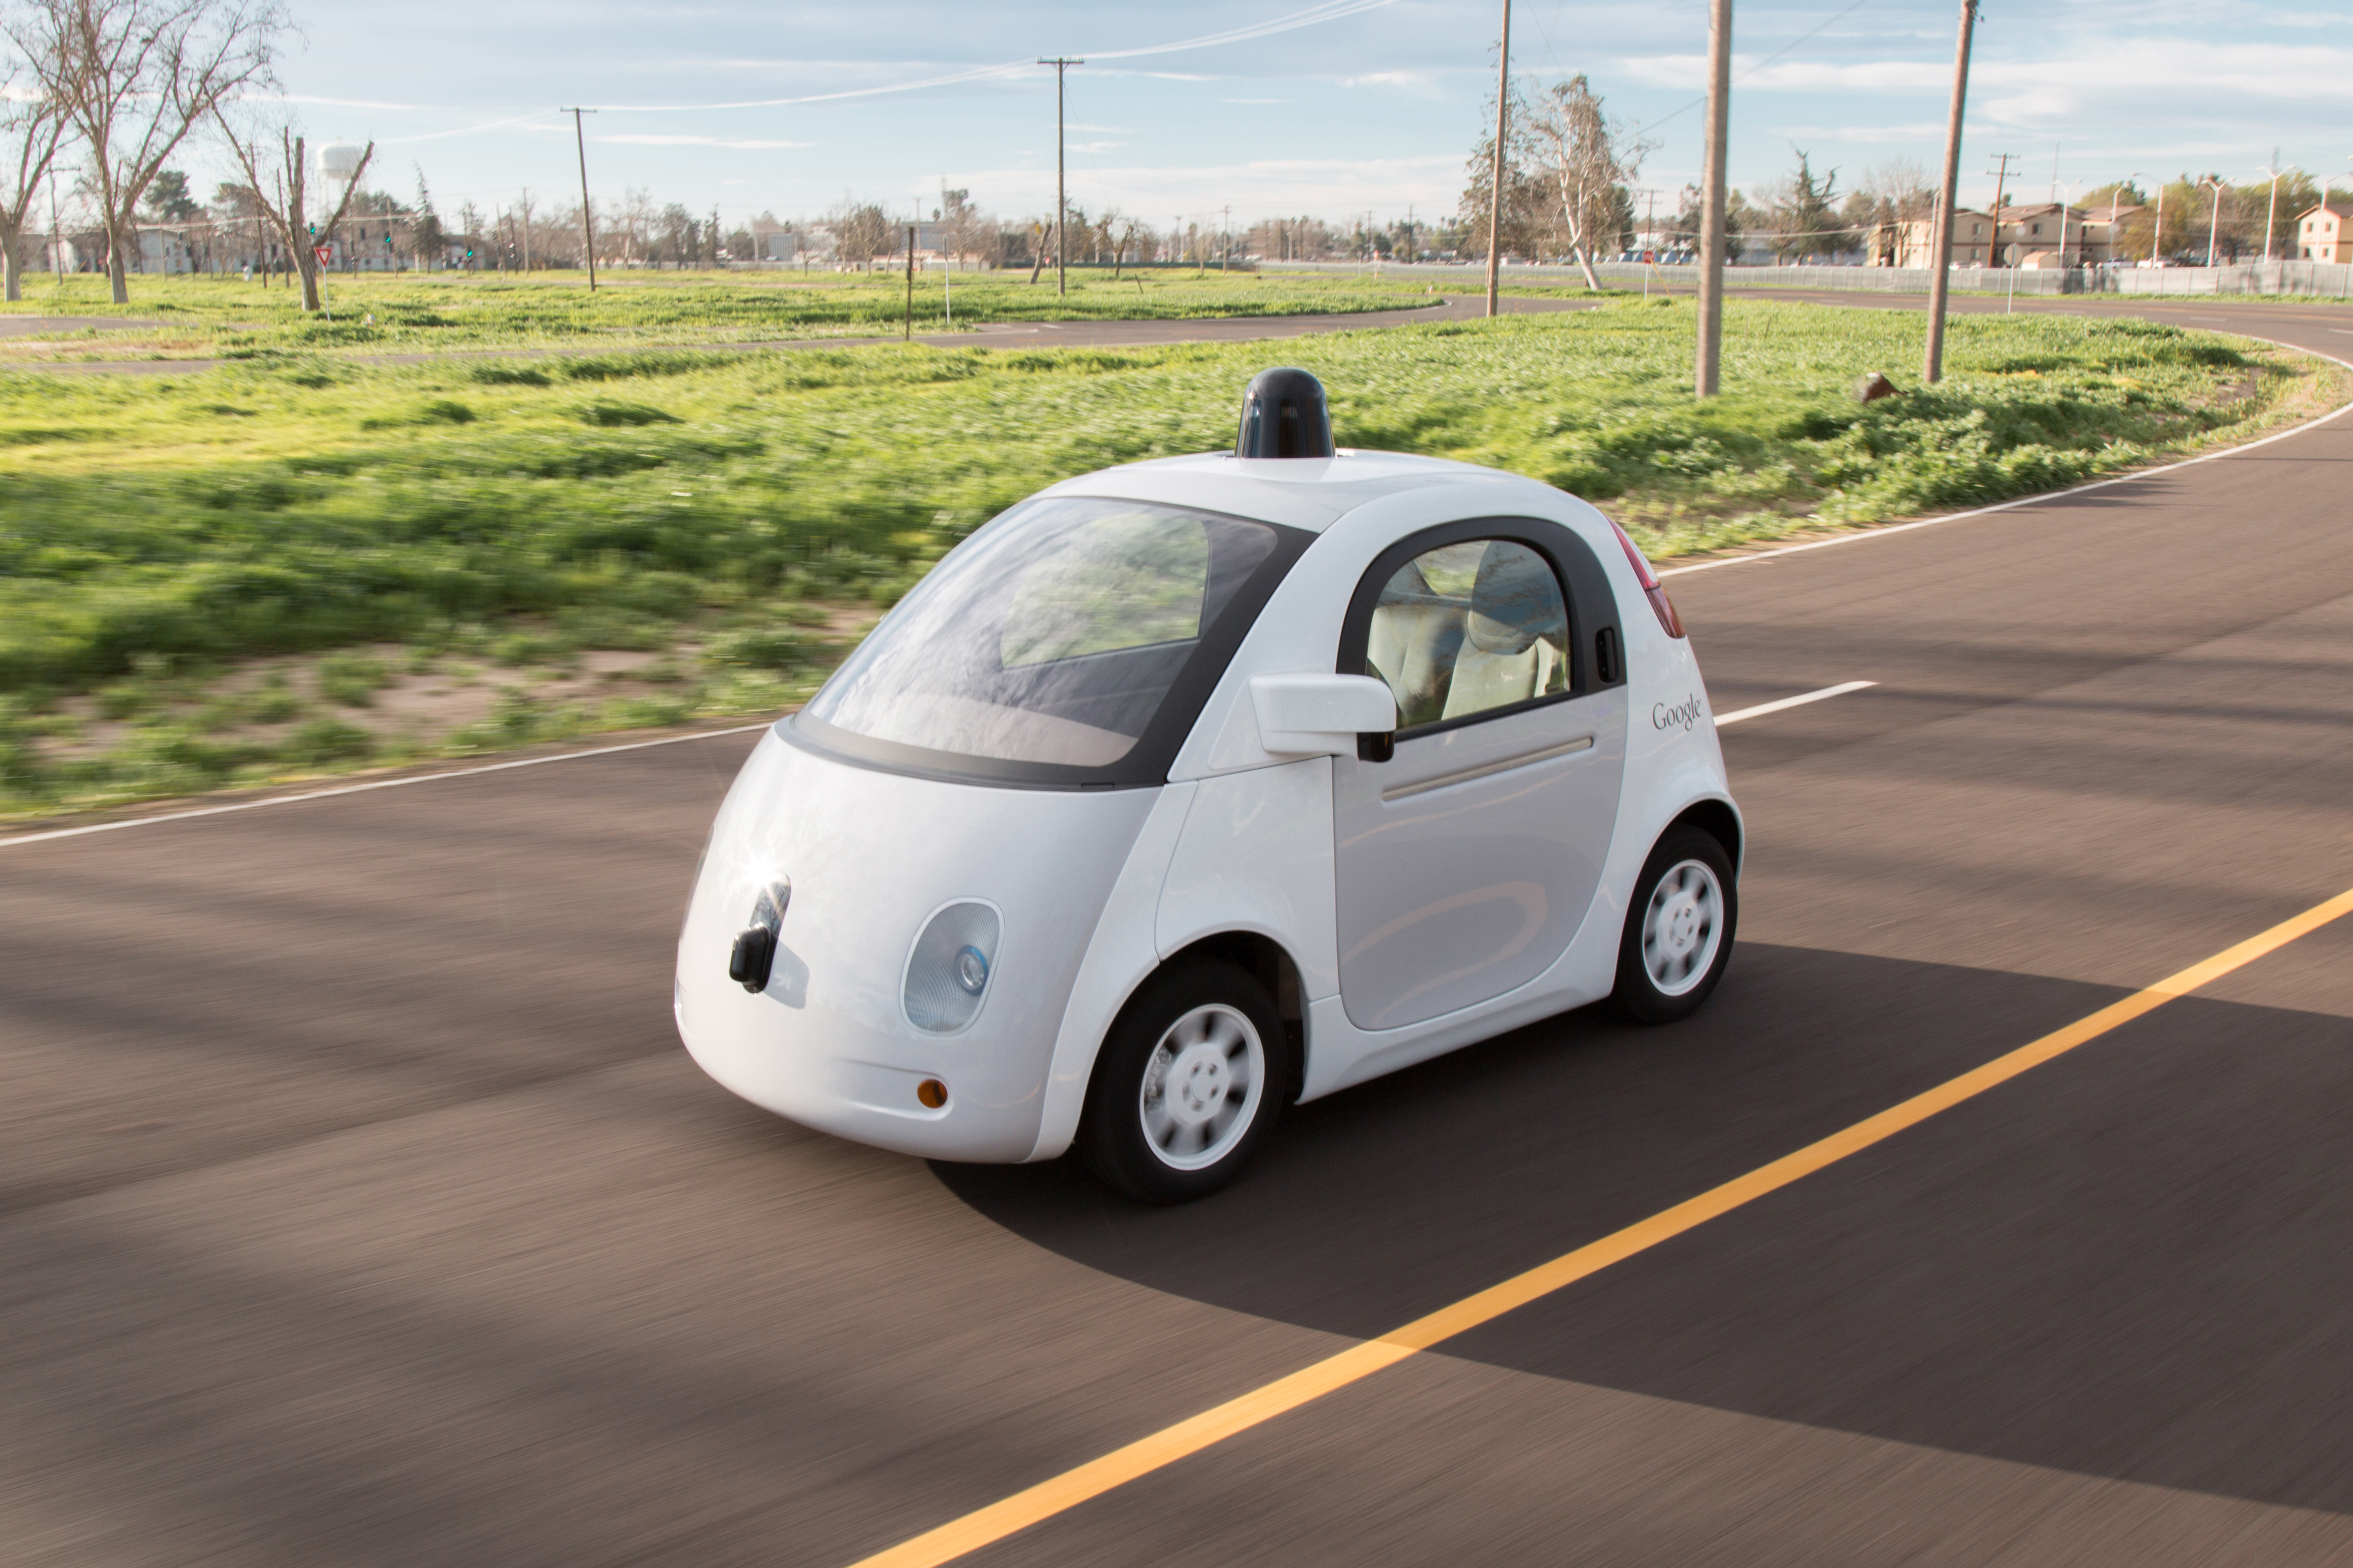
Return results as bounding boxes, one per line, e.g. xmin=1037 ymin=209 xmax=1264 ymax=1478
xmin=1610 ymin=827 xmax=1737 ymax=1024
xmin=1080 ymin=960 xmax=1283 ymax=1203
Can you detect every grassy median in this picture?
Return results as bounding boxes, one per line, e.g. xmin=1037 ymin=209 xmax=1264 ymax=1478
xmin=0 ymin=296 xmax=2335 ymax=818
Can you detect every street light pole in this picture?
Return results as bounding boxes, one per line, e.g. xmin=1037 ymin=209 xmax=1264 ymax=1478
xmin=2203 ymin=175 xmax=2225 ymax=267
xmin=1038 ymin=57 xmax=1082 ymax=297
xmin=1922 ymin=0 xmax=1980 ymax=385
xmin=2257 ymin=150 xmax=2281 ymax=263
xmin=2109 ymin=173 xmax=2140 ymax=269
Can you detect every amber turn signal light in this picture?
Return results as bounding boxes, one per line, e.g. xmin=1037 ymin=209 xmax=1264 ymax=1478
xmin=916 ymin=1078 xmax=948 ymax=1110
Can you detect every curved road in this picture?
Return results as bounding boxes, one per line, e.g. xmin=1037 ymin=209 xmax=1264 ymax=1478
xmin=4 ymin=295 xmax=2352 ymax=1565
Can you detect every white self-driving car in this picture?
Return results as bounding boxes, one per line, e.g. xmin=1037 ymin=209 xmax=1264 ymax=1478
xmin=676 ymin=369 xmax=1740 ymax=1202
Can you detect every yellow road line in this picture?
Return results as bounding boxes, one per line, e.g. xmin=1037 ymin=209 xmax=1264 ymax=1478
xmin=850 ymin=884 xmax=2353 ymax=1568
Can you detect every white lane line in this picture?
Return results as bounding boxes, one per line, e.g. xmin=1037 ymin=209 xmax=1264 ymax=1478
xmin=1715 ymin=680 xmax=1877 ymax=726
xmin=0 ymin=723 xmax=773 ymax=852
xmin=1660 ymin=332 xmax=2353 ymax=582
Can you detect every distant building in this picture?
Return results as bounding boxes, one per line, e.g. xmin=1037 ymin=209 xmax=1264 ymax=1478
xmin=2295 ymin=202 xmax=2351 ymax=263
xmin=1892 ymin=208 xmax=1996 ymax=267
xmin=1987 ymin=202 xmax=2134 ymax=267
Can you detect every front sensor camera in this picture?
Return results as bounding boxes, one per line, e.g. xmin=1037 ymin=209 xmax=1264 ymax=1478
xmin=728 ymin=926 xmax=776 ymax=993
xmin=727 ymin=878 xmax=791 ymax=993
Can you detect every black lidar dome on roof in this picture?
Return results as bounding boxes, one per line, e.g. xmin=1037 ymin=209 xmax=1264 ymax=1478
xmin=1233 ymin=367 xmax=1334 ymax=459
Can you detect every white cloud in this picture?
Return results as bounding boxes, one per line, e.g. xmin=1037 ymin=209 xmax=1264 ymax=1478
xmin=597 ymin=135 xmax=812 ymax=149
xmin=1770 ymin=122 xmax=1950 ymax=144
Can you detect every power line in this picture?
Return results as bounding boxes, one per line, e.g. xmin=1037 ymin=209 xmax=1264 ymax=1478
xmin=591 ymin=0 xmax=1401 ymax=115
xmin=1639 ymin=0 xmax=1877 ymax=138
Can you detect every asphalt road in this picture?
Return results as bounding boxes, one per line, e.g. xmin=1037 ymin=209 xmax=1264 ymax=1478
xmin=4 ymin=295 xmax=2352 ymax=1565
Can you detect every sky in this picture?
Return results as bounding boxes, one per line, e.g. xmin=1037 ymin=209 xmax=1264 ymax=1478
xmin=233 ymin=0 xmax=2350 ymax=233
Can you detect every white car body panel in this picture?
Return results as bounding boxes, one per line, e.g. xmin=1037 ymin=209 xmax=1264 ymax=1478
xmin=675 ymin=448 xmax=1741 ymax=1166
xmin=675 ymin=728 xmax=1153 ymax=1161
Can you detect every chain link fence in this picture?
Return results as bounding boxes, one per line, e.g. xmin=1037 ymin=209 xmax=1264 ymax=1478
xmin=1263 ymin=259 xmax=2353 ymax=300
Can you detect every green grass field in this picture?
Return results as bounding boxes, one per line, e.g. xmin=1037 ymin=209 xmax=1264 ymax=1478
xmin=0 ymin=296 xmax=2334 ymax=818
xmin=0 ymin=267 xmax=1451 ymax=361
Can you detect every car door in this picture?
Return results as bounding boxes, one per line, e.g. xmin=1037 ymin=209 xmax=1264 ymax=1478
xmin=1330 ymin=520 xmax=1628 ymax=1032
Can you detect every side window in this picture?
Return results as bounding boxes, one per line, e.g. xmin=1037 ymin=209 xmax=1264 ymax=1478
xmin=1362 ymin=539 xmax=1568 ymax=731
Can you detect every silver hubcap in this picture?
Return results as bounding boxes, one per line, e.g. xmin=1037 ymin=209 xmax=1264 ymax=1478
xmin=1641 ymin=859 xmax=1723 ymax=996
xmin=1138 ymin=1003 xmax=1264 ymax=1171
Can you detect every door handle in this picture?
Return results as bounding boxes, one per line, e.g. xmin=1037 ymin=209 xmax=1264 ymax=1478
xmin=1381 ymin=735 xmax=1595 ymax=802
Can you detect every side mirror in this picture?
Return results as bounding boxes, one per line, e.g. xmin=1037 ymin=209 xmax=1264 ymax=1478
xmin=1250 ymin=673 xmax=1398 ymax=758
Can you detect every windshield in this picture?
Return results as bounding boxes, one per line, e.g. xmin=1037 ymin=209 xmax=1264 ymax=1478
xmin=798 ymin=497 xmax=1290 ymax=783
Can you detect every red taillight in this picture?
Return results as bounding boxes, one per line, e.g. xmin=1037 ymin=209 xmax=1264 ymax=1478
xmin=1608 ymin=518 xmax=1685 ymax=639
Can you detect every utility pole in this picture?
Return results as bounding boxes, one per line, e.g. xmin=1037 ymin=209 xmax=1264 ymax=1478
xmin=1693 ymin=0 xmax=1731 ymax=394
xmin=1222 ymin=204 xmax=1232 ymax=271
xmin=1984 ymin=153 xmax=2016 ymax=264
xmin=904 ymin=225 xmax=915 ymax=340
xmin=563 ymin=108 xmax=599 ymax=291
xmin=1484 ymin=0 xmax=1512 ymax=317
xmin=48 ymin=173 xmax=63 ymax=284
xmin=1038 ymin=56 xmax=1081 ymax=296
xmin=1922 ymin=0 xmax=1980 ymax=385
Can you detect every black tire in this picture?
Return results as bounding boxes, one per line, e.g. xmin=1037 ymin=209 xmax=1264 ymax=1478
xmin=1609 ymin=826 xmax=1738 ymax=1025
xmin=1079 ymin=960 xmax=1285 ymax=1204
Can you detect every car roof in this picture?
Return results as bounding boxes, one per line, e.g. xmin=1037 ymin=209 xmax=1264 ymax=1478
xmin=1038 ymin=450 xmax=1571 ymax=533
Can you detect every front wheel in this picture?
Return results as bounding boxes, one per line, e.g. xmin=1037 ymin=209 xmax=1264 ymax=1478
xmin=1079 ymin=960 xmax=1283 ymax=1203
xmin=1609 ymin=827 xmax=1737 ymax=1025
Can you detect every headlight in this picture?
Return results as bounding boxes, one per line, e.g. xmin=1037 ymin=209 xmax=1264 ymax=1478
xmin=904 ymin=901 xmax=1002 ymax=1034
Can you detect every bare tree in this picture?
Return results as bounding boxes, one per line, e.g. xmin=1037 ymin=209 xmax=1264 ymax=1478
xmin=827 ymin=197 xmax=891 ymax=272
xmin=13 ymin=0 xmax=283 ymax=303
xmin=1114 ymin=212 xmax=1150 ymax=278
xmin=1529 ymin=75 xmax=1648 ymax=289
xmin=0 ymin=46 xmax=70 ymax=300
xmin=213 ymin=111 xmax=372 ymax=311
xmin=1857 ymin=157 xmax=1935 ymax=221
xmin=940 ymin=184 xmax=986 ymax=269
xmin=615 ymin=185 xmax=652 ymax=266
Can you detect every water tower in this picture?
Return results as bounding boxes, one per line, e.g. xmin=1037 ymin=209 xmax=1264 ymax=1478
xmin=317 ymin=143 xmax=364 ymax=183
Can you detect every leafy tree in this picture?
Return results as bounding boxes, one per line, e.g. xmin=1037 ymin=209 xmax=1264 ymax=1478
xmin=409 ymin=166 xmax=444 ymax=270
xmin=1768 ymin=148 xmax=1843 ymax=261
xmin=1671 ymin=182 xmax=1747 ymax=262
xmin=142 ymin=167 xmax=198 ymax=220
xmin=1457 ymin=74 xmax=1549 ymax=261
